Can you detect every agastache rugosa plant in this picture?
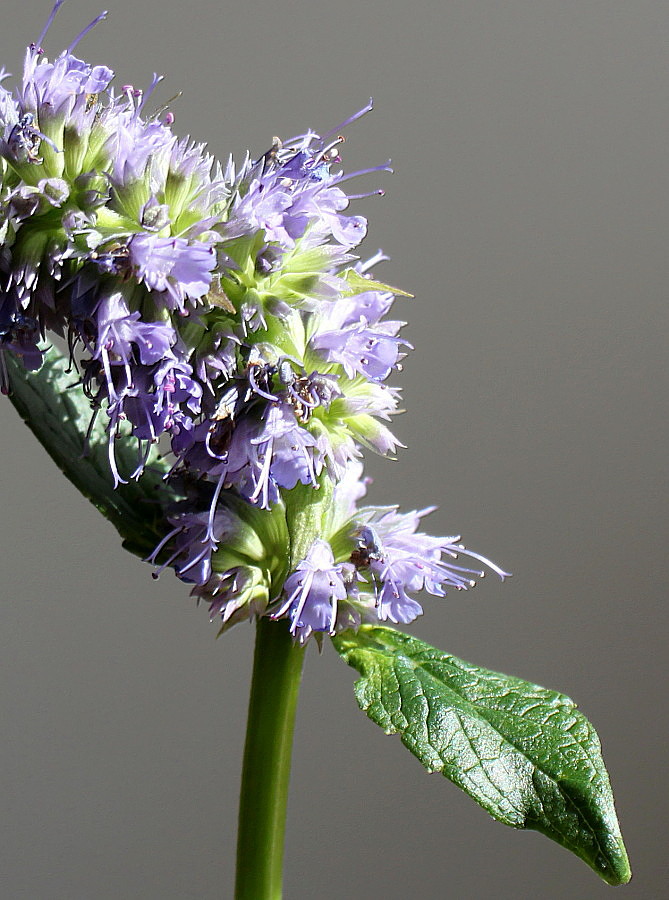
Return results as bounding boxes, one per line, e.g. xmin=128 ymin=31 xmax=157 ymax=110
xmin=1 ymin=4 xmax=631 ymax=896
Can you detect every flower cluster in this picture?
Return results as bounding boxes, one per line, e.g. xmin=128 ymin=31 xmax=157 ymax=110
xmin=1 ymin=3 xmax=508 ymax=642
xmin=150 ymin=463 xmax=509 ymax=643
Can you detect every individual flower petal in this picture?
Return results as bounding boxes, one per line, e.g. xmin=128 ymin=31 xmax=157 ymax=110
xmin=128 ymin=233 xmax=216 ymax=311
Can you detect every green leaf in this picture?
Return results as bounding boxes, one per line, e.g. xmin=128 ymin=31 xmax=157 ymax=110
xmin=5 ymin=351 xmax=170 ymax=558
xmin=332 ymin=625 xmax=631 ymax=886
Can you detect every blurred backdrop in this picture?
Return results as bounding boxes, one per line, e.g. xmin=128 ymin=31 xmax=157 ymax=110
xmin=0 ymin=1 xmax=666 ymax=897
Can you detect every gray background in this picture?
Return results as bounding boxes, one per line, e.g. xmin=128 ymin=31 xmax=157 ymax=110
xmin=0 ymin=1 xmax=666 ymax=897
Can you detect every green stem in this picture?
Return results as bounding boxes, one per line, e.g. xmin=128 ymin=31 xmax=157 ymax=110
xmin=235 ymin=616 xmax=307 ymax=900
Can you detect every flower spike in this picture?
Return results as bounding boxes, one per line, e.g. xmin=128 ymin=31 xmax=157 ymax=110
xmin=0 ymin=8 xmax=507 ymax=642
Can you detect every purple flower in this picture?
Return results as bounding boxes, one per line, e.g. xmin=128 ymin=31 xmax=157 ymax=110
xmin=69 ymin=290 xmax=206 ymax=483
xmin=351 ymin=508 xmax=511 ymax=625
xmin=128 ymin=233 xmax=216 ymax=311
xmin=173 ymin=355 xmax=346 ymax=511
xmin=251 ymin=403 xmax=321 ymax=496
xmin=254 ymin=463 xmax=511 ymax=641
xmin=123 ymin=357 xmax=202 ymax=442
xmin=184 ymin=403 xmax=322 ymax=511
xmin=21 ymin=42 xmax=113 ymax=125
xmin=90 ymin=292 xmax=175 ymax=385
xmin=309 ymin=290 xmax=409 ymax=382
xmin=149 ymin=506 xmax=239 ymax=585
xmin=273 ymin=540 xmax=350 ymax=643
xmin=196 ymin=567 xmax=271 ymax=631
xmin=0 ymin=305 xmax=43 ymax=393
xmin=1 ymin=9 xmax=509 ymax=650
xmin=223 ymin=102 xmax=389 ymax=263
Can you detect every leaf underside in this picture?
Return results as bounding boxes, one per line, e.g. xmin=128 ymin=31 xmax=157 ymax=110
xmin=5 ymin=350 xmax=170 ymax=558
xmin=332 ymin=625 xmax=630 ymax=886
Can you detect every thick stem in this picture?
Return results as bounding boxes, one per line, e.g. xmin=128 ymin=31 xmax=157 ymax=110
xmin=235 ymin=616 xmax=306 ymax=900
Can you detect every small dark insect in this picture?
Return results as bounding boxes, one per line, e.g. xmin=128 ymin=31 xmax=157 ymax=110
xmin=90 ymin=241 xmax=132 ymax=278
xmin=206 ymin=417 xmax=235 ymax=458
xmin=350 ymin=525 xmax=384 ymax=568
xmin=206 ymin=383 xmax=242 ymax=458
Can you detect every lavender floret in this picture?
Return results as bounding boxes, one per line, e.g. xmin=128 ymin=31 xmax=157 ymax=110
xmin=272 ymin=540 xmax=350 ymax=643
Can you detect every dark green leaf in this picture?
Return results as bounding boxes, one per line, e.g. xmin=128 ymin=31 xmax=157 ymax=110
xmin=5 ymin=351 xmax=170 ymax=558
xmin=332 ymin=625 xmax=630 ymax=886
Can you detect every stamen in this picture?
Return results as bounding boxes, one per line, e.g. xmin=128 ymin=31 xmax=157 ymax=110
xmin=107 ymin=430 xmax=128 ymax=487
xmin=319 ymin=98 xmax=374 ymax=144
xmin=67 ymin=10 xmax=108 ymax=54
xmin=205 ymin=473 xmax=226 ymax=543
xmin=153 ymin=540 xmax=196 ymax=578
xmin=359 ymin=249 xmax=390 ymax=273
xmin=250 ymin=442 xmax=274 ymax=505
xmin=37 ymin=0 xmax=66 ymax=52
xmin=248 ymin=363 xmax=279 ymax=401
xmin=138 ymin=73 xmax=164 ymax=113
xmin=146 ymin=523 xmax=183 ymax=565
xmin=316 ymin=135 xmax=345 ymax=164
xmin=452 ymin=546 xmax=511 ymax=580
xmin=289 ymin=571 xmax=316 ymax=632
xmin=346 ymin=189 xmax=385 ymax=200
xmin=334 ymin=161 xmax=393 ymax=186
